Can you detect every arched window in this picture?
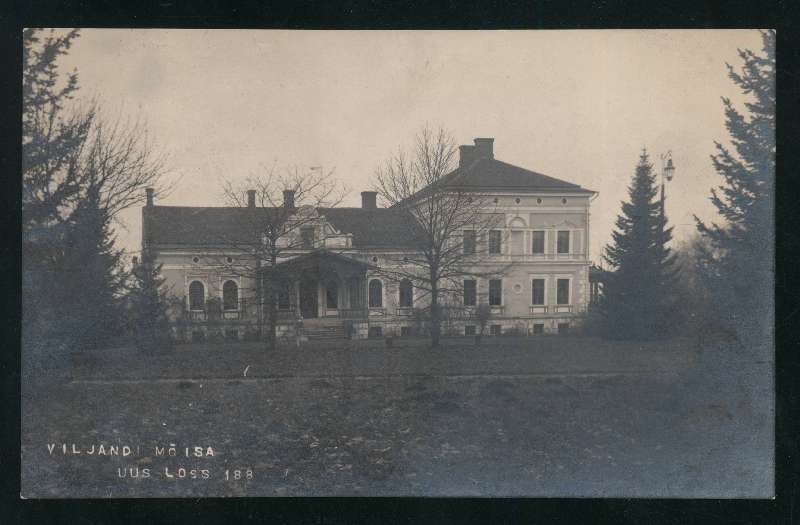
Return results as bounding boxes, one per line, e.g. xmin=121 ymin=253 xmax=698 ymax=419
xmin=399 ymin=279 xmax=413 ymax=308
xmin=189 ymin=281 xmax=205 ymax=311
xmin=223 ymin=280 xmax=238 ymax=310
xmin=368 ymin=279 xmax=383 ymax=308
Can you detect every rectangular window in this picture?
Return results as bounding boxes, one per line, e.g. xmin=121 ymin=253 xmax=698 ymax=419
xmin=300 ymin=227 xmax=315 ymax=249
xmin=532 ymin=231 xmax=545 ymax=254
xmin=463 ymin=230 xmax=476 ymax=255
xmin=533 ymin=323 xmax=544 ymax=335
xmin=531 ymin=279 xmax=545 ymax=305
xmin=464 ymin=325 xmax=476 ymax=336
xmin=557 ymin=230 xmax=570 ymax=254
xmin=557 ymin=278 xmax=570 ymax=305
xmin=463 ymin=279 xmax=477 ymax=306
xmin=488 ymin=230 xmax=502 ymax=254
xmin=490 ymin=324 xmax=502 ymax=336
xmin=558 ymin=322 xmax=570 ymax=334
xmin=368 ymin=326 xmax=383 ymax=338
xmin=400 ymin=326 xmax=412 ymax=337
xmin=489 ymin=279 xmax=502 ymax=306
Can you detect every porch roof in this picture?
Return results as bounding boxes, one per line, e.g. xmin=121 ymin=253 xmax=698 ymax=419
xmin=272 ymin=250 xmax=372 ymax=277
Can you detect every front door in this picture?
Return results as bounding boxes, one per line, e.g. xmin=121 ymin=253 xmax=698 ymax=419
xmin=299 ymin=278 xmax=318 ymax=319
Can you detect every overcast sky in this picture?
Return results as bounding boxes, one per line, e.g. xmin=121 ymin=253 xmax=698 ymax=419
xmin=56 ymin=29 xmax=765 ymax=262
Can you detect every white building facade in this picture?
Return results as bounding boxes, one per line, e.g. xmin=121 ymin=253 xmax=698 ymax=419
xmin=141 ymin=138 xmax=596 ymax=341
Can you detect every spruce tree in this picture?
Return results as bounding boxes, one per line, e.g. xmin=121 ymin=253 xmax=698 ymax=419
xmin=22 ymin=29 xmax=94 ymax=346
xmin=129 ymin=248 xmax=173 ymax=353
xmin=695 ymin=30 xmax=775 ymax=347
xmin=601 ymin=150 xmax=679 ymax=340
xmin=57 ymin=190 xmax=127 ymax=349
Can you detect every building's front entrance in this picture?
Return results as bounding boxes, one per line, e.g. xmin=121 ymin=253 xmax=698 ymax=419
xmin=299 ymin=278 xmax=319 ymax=319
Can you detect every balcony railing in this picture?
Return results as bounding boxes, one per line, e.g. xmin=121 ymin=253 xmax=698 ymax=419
xmin=368 ymin=307 xmax=386 ymax=317
xmin=188 ymin=310 xmax=206 ymax=321
xmin=489 ymin=253 xmax=589 ymax=263
xmin=338 ymin=308 xmax=368 ymax=320
xmin=528 ymin=305 xmax=574 ymax=315
xmin=222 ymin=310 xmax=242 ymax=320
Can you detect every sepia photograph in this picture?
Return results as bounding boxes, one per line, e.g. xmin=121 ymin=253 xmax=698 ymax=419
xmin=21 ymin=28 xmax=774 ymax=498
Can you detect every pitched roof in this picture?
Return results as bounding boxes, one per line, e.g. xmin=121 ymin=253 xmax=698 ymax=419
xmin=143 ymin=205 xmax=419 ymax=249
xmin=398 ymin=157 xmax=594 ymax=206
xmin=322 ymin=207 xmax=420 ymax=248
xmin=454 ymin=157 xmax=593 ymax=192
xmin=144 ymin=154 xmax=592 ymax=250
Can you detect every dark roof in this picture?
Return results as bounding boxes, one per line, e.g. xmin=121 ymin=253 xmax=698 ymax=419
xmin=273 ymin=250 xmax=372 ymax=271
xmin=143 ymin=205 xmax=419 ymax=248
xmin=398 ymin=157 xmax=594 ymax=205
xmin=322 ymin=208 xmax=420 ymax=248
xmin=145 ymin=156 xmax=591 ymax=249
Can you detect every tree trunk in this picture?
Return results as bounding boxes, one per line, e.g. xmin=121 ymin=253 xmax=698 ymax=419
xmin=430 ymin=271 xmax=441 ymax=348
xmin=255 ymin=259 xmax=263 ymax=340
xmin=266 ymin=253 xmax=278 ymax=351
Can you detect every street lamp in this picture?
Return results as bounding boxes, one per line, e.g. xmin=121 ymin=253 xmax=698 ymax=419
xmin=659 ymin=151 xmax=676 ymax=218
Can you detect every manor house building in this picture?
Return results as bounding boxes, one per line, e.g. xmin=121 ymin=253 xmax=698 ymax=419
xmin=141 ymin=138 xmax=596 ymax=341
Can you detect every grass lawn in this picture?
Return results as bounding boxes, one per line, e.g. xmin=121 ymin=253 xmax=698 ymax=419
xmin=21 ymin=336 xmax=773 ymax=497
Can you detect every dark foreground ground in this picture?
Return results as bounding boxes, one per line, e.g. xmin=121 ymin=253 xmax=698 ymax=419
xmin=21 ymin=336 xmax=773 ymax=497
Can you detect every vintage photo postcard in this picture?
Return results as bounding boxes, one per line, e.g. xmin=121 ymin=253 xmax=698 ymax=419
xmin=21 ymin=29 xmax=774 ymax=498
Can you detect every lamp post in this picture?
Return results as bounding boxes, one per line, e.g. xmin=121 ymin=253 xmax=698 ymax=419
xmin=659 ymin=151 xmax=676 ymax=219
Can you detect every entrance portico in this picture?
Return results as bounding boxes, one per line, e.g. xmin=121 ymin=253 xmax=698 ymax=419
xmin=268 ymin=250 xmax=371 ymax=322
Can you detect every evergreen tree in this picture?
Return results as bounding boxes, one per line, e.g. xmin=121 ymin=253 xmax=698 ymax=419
xmin=601 ymin=150 xmax=679 ymax=340
xmin=57 ymin=189 xmax=127 ymax=349
xmin=129 ymin=249 xmax=173 ymax=353
xmin=22 ymin=29 xmax=94 ymax=345
xmin=695 ymin=30 xmax=775 ymax=347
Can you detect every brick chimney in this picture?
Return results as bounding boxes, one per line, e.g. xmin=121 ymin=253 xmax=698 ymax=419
xmin=283 ymin=189 xmax=296 ymax=209
xmin=473 ymin=138 xmax=494 ymax=159
xmin=145 ymin=187 xmax=154 ymax=207
xmin=246 ymin=189 xmax=256 ymax=208
xmin=459 ymin=138 xmax=495 ymax=168
xmin=459 ymin=145 xmax=476 ymax=168
xmin=361 ymin=191 xmax=377 ymax=209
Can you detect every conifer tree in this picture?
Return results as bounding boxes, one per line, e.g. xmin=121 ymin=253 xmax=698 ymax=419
xmin=601 ymin=150 xmax=679 ymax=340
xmin=695 ymin=30 xmax=775 ymax=346
xmin=129 ymin=248 xmax=173 ymax=353
xmin=22 ymin=29 xmax=95 ymax=344
xmin=57 ymin=190 xmax=127 ymax=349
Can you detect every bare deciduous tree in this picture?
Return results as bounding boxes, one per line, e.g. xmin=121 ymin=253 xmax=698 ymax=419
xmin=373 ymin=125 xmax=507 ymax=347
xmin=220 ymin=166 xmax=347 ymax=349
xmin=80 ymin=112 xmax=171 ymax=220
